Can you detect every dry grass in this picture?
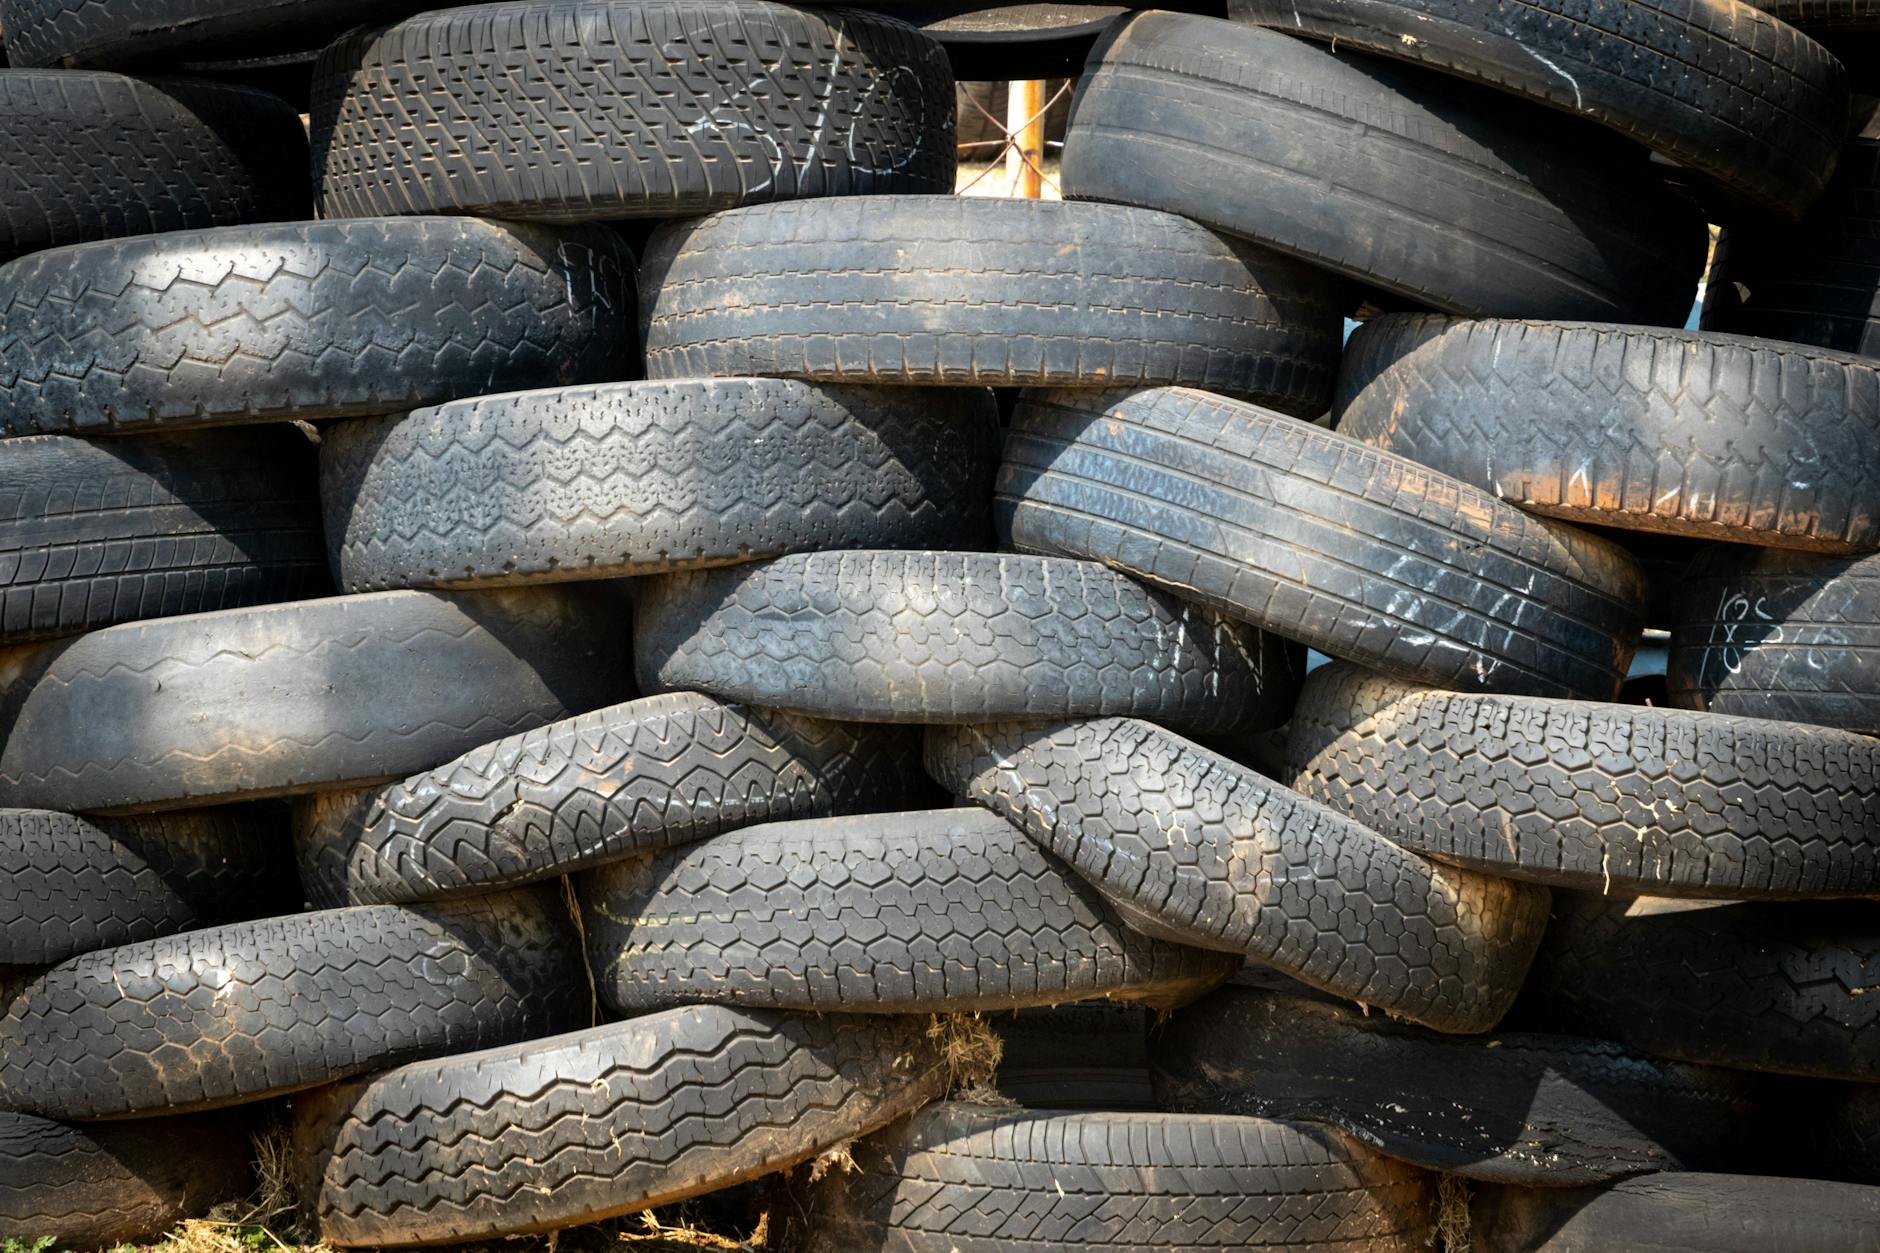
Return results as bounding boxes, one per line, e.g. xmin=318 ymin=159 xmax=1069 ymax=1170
xmin=1435 ymin=1175 xmax=1472 ymax=1253
xmin=927 ymin=1012 xmax=1002 ymax=1092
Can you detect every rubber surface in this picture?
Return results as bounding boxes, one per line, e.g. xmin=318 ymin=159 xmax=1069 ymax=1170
xmin=322 ymin=379 xmax=997 ymax=592
xmin=0 ymin=0 xmax=426 ymax=65
xmin=1004 ymin=387 xmax=1647 ymax=700
xmin=1752 ymin=0 xmax=1880 ymax=27
xmin=0 ymin=428 xmax=329 ymax=644
xmin=1468 ymin=1174 xmax=1880 ymax=1253
xmin=634 ymin=550 xmax=1299 ymax=735
xmin=1337 ymin=315 xmax=1880 ymax=552
xmin=1061 ymin=13 xmax=1706 ymax=323
xmin=0 ymin=886 xmax=585 ymax=1119
xmin=578 ymin=808 xmax=1238 ymax=1015
xmin=294 ymin=692 xmax=933 ymax=906
xmin=0 ymin=584 xmax=635 ymax=813
xmin=639 ymin=197 xmax=1344 ymax=413
xmin=0 ymin=218 xmax=637 ymax=437
xmin=1821 ymin=1083 xmax=1880 ymax=1186
xmin=927 ymin=718 xmax=1549 ymax=1034
xmin=311 ymin=1 xmax=956 ymax=222
xmin=991 ymin=1002 xmax=1156 ymax=1111
xmin=293 ymin=1006 xmax=950 ymax=1248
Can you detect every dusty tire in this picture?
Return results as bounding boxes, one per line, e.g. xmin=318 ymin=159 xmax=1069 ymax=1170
xmin=1336 ymin=315 xmax=1880 ymax=552
xmin=0 ymin=218 xmax=636 ymax=437
xmin=311 ymin=1 xmax=955 ymax=222
xmin=0 ymin=585 xmax=635 ymax=812
xmin=292 ymin=1006 xmax=948 ymax=1248
xmin=633 ymin=550 xmax=1300 ymax=735
xmin=0 ymin=0 xmax=423 ymax=66
xmin=926 ymin=718 xmax=1550 ymax=1034
xmin=1468 ymin=1174 xmax=1880 ymax=1253
xmin=321 ymin=380 xmax=997 ymax=592
xmin=578 ymin=808 xmax=1237 ymax=1015
xmin=1004 ymin=387 xmax=1647 ymax=699
xmin=638 ymin=197 xmax=1344 ymax=412
xmin=294 ymin=693 xmax=933 ymax=907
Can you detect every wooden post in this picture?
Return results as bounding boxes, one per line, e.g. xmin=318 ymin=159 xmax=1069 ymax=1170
xmin=1005 ymin=79 xmax=1046 ymax=199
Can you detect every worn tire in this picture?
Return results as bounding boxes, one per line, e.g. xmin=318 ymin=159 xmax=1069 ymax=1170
xmin=311 ymin=1 xmax=955 ymax=222
xmin=0 ymin=218 xmax=636 ymax=437
xmin=639 ymin=197 xmax=1344 ymax=412
xmin=1337 ymin=315 xmax=1880 ymax=552
xmin=321 ymin=380 xmax=997 ymax=592
xmin=580 ymin=808 xmax=1236 ymax=1016
xmin=1751 ymin=0 xmax=1880 ymax=26
xmin=0 ymin=584 xmax=635 ymax=813
xmin=927 ymin=719 xmax=1550 ymax=1034
xmin=1468 ymin=1174 xmax=1880 ymax=1253
xmin=991 ymin=1002 xmax=1155 ymax=1111
xmin=1005 ymin=387 xmax=1647 ymax=700
xmin=0 ymin=0 xmax=423 ymax=66
xmin=634 ymin=550 xmax=1299 ymax=735
xmin=0 ymin=886 xmax=585 ymax=1119
xmin=294 ymin=693 xmax=932 ymax=907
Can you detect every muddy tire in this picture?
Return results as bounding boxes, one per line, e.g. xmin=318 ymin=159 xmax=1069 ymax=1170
xmin=1468 ymin=1174 xmax=1880 ymax=1253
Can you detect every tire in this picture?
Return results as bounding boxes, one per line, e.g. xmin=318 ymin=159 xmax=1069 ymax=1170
xmin=1 ymin=806 xmax=297 ymax=967
xmin=0 ymin=0 xmax=424 ymax=65
xmin=1336 ymin=315 xmax=1880 ymax=552
xmin=291 ymin=1006 xmax=949 ymax=1248
xmin=293 ymin=692 xmax=934 ymax=907
xmin=1468 ymin=1175 xmax=1880 ymax=1253
xmin=0 ymin=428 xmax=329 ymax=644
xmin=321 ymin=380 xmax=998 ymax=593
xmin=633 ymin=550 xmax=1300 ymax=735
xmin=578 ymin=808 xmax=1237 ymax=1015
xmin=1517 ymin=895 xmax=1880 ymax=1081
xmin=0 ymin=218 xmax=636 ymax=437
xmin=1821 ymin=1084 xmax=1880 ymax=1186
xmin=926 ymin=718 xmax=1550 ymax=1034
xmin=1668 ymin=546 xmax=1880 ymax=733
xmin=0 ymin=1109 xmax=252 ymax=1248
xmin=0 ymin=584 xmax=635 ymax=813
xmin=1004 ymin=387 xmax=1647 ymax=700
xmin=310 ymin=1 xmax=956 ymax=223
xmin=916 ymin=6 xmax=1126 ymax=79
xmin=1286 ymin=663 xmax=1880 ymax=899
xmin=991 ymin=1002 xmax=1155 ymax=1111
xmin=1152 ymin=984 xmax=1765 ymax=1186
xmin=798 ymin=1104 xmax=1436 ymax=1253
xmin=0 ymin=71 xmax=308 ymax=263
xmin=1226 ymin=0 xmax=1846 ymax=222
xmin=1752 ymin=0 xmax=1880 ymax=27
xmin=1061 ymin=13 xmax=1707 ymax=323
xmin=638 ymin=198 xmax=1344 ymax=413
xmin=0 ymin=886 xmax=585 ymax=1119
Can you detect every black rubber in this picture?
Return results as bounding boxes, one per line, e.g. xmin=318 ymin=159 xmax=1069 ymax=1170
xmin=580 ymin=808 xmax=1237 ymax=1016
xmin=294 ymin=692 xmax=934 ymax=907
xmin=1 ymin=806 xmax=297 ymax=967
xmin=0 ymin=584 xmax=635 ymax=813
xmin=321 ymin=379 xmax=997 ymax=592
xmin=1752 ymin=0 xmax=1880 ymax=27
xmin=0 ymin=886 xmax=584 ymax=1120
xmin=311 ymin=1 xmax=956 ymax=223
xmin=634 ymin=550 xmax=1300 ymax=735
xmin=1004 ymin=387 xmax=1648 ymax=700
xmin=0 ymin=218 xmax=637 ymax=437
xmin=1468 ymin=1174 xmax=1880 ymax=1253
xmin=799 ymin=1104 xmax=1437 ymax=1252
xmin=0 ymin=427 xmax=329 ymax=644
xmin=638 ymin=197 xmax=1344 ymax=413
xmin=1286 ymin=663 xmax=1880 ymax=899
xmin=292 ymin=1006 xmax=949 ymax=1248
xmin=991 ymin=1002 xmax=1156 ymax=1111
xmin=0 ymin=0 xmax=423 ymax=66
xmin=1337 ymin=315 xmax=1880 ymax=552
xmin=926 ymin=718 xmax=1550 ymax=1034
xmin=1821 ymin=1083 xmax=1880 ymax=1186
xmin=1517 ymin=895 xmax=1880 ymax=1081
xmin=1061 ymin=12 xmax=1707 ymax=323
xmin=1668 ymin=546 xmax=1880 ymax=733
xmin=1153 ymin=984 xmax=1765 ymax=1186
xmin=0 ymin=71 xmax=308 ymax=262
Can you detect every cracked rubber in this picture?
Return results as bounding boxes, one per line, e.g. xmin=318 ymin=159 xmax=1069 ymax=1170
xmin=293 ymin=692 xmax=934 ymax=907
xmin=1468 ymin=1174 xmax=1880 ymax=1253
xmin=1336 ymin=315 xmax=1880 ymax=552
xmin=0 ymin=217 xmax=637 ymax=437
xmin=798 ymin=1103 xmax=1436 ymax=1253
xmin=1285 ymin=663 xmax=1880 ymax=899
xmin=311 ymin=1 xmax=956 ymax=222
xmin=926 ymin=718 xmax=1549 ymax=1034
xmin=321 ymin=379 xmax=997 ymax=592
xmin=292 ymin=1005 xmax=949 ymax=1248
xmin=0 ymin=584 xmax=635 ymax=813
xmin=0 ymin=0 xmax=424 ymax=67
xmin=638 ymin=197 xmax=1344 ymax=412
xmin=577 ymin=808 xmax=1238 ymax=1016
xmin=633 ymin=549 xmax=1300 ymax=736
xmin=0 ymin=885 xmax=585 ymax=1120
xmin=1004 ymin=386 xmax=1647 ymax=700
